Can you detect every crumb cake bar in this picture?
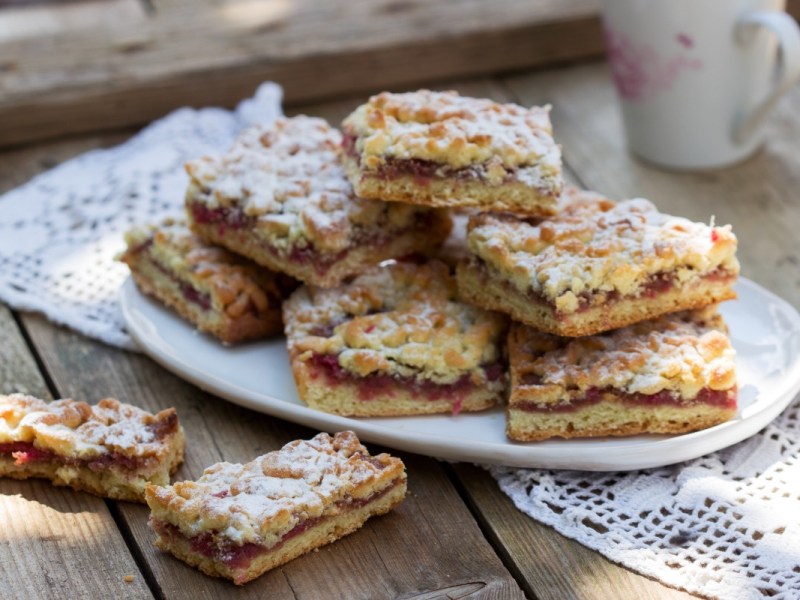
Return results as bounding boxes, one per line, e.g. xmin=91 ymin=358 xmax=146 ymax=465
xmin=283 ymin=260 xmax=507 ymax=417
xmin=185 ymin=116 xmax=451 ymax=288
xmin=506 ymin=307 xmax=738 ymax=441
xmin=120 ymin=220 xmax=294 ymax=344
xmin=146 ymin=431 xmax=406 ymax=585
xmin=0 ymin=394 xmax=184 ymax=502
xmin=458 ymin=195 xmax=739 ymax=337
xmin=341 ymin=90 xmax=563 ymax=215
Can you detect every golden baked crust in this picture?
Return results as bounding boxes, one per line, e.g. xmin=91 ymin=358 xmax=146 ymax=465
xmin=457 ymin=258 xmax=737 ymax=337
xmin=120 ymin=219 xmax=291 ymax=343
xmin=509 ymin=307 xmax=736 ymax=405
xmin=342 ymin=90 xmax=561 ymax=174
xmin=467 ymin=195 xmax=739 ymax=312
xmin=146 ymin=431 xmax=406 ymax=583
xmin=0 ymin=394 xmax=185 ymax=501
xmin=283 ymin=260 xmax=506 ymax=386
xmin=341 ymin=90 xmax=562 ymax=213
xmin=185 ymin=116 xmax=450 ymax=287
xmin=505 ymin=308 xmax=738 ymax=441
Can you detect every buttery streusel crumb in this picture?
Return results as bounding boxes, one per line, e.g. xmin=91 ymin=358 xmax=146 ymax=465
xmin=283 ymin=260 xmax=507 ymax=417
xmin=0 ymin=394 xmax=184 ymax=502
xmin=185 ymin=116 xmax=451 ymax=287
xmin=506 ymin=307 xmax=738 ymax=441
xmin=120 ymin=219 xmax=292 ymax=344
xmin=146 ymin=431 xmax=406 ymax=584
xmin=341 ymin=90 xmax=563 ymax=215
xmin=459 ymin=191 xmax=739 ymax=336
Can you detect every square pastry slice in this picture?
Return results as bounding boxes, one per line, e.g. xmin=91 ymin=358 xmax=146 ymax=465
xmin=146 ymin=431 xmax=406 ymax=585
xmin=341 ymin=90 xmax=563 ymax=215
xmin=120 ymin=220 xmax=295 ymax=344
xmin=506 ymin=307 xmax=738 ymax=441
xmin=185 ymin=116 xmax=451 ymax=288
xmin=0 ymin=394 xmax=184 ymax=502
xmin=283 ymin=260 xmax=507 ymax=417
xmin=458 ymin=194 xmax=740 ymax=337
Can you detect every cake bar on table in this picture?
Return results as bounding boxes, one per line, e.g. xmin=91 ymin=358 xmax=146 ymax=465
xmin=283 ymin=260 xmax=507 ymax=417
xmin=185 ymin=116 xmax=451 ymax=288
xmin=457 ymin=192 xmax=739 ymax=337
xmin=506 ymin=307 xmax=738 ymax=442
xmin=120 ymin=219 xmax=294 ymax=344
xmin=341 ymin=90 xmax=563 ymax=215
xmin=0 ymin=394 xmax=184 ymax=502
xmin=146 ymin=431 xmax=406 ymax=585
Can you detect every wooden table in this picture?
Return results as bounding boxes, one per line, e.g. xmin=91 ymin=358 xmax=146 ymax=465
xmin=1 ymin=59 xmax=799 ymax=600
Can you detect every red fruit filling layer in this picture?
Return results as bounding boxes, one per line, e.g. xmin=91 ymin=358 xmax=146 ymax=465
xmin=512 ymin=386 xmax=737 ymax=413
xmin=306 ymin=352 xmax=504 ymax=414
xmin=469 ymin=259 xmax=736 ymax=319
xmin=342 ymin=132 xmax=527 ymax=187
xmin=150 ymin=478 xmax=403 ymax=579
xmin=0 ymin=441 xmax=153 ymax=471
xmin=188 ymin=201 xmax=437 ymax=275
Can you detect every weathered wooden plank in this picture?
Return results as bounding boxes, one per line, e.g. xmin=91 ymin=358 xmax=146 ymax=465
xmin=22 ymin=312 xmax=526 ymax=599
xmin=0 ymin=303 xmax=154 ymax=600
xmin=451 ymin=465 xmax=697 ymax=600
xmin=0 ymin=0 xmax=603 ymax=146
xmin=504 ymin=61 xmax=800 ymax=307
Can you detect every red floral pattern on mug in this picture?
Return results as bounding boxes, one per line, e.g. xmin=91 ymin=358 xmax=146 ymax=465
xmin=605 ymin=28 xmax=703 ymax=101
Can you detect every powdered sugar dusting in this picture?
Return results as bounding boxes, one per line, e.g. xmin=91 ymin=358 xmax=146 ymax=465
xmin=147 ymin=432 xmax=403 ymax=545
xmin=510 ymin=308 xmax=737 ymax=401
xmin=343 ymin=90 xmax=562 ymax=176
xmin=185 ymin=116 xmax=429 ymax=253
xmin=0 ymin=394 xmax=179 ymax=458
xmin=468 ymin=196 xmax=740 ymax=311
xmin=283 ymin=261 xmax=506 ymax=384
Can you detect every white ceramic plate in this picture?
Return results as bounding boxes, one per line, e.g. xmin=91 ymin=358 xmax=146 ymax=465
xmin=120 ymin=277 xmax=800 ymax=471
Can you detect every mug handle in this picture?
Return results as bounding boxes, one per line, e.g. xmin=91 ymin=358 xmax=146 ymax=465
xmin=733 ymin=10 xmax=800 ymax=144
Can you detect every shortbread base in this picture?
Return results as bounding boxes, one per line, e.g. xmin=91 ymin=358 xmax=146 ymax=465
xmin=0 ymin=431 xmax=184 ymax=503
xmin=291 ymin=357 xmax=502 ymax=417
xmin=188 ymin=212 xmax=451 ymax=289
xmin=129 ymin=260 xmax=282 ymax=345
xmin=345 ymin=159 xmax=558 ymax=217
xmin=457 ymin=261 xmax=737 ymax=337
xmin=152 ymin=480 xmax=406 ymax=585
xmin=507 ymin=399 xmax=737 ymax=442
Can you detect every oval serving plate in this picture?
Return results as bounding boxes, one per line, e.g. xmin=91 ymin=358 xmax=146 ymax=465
xmin=120 ymin=277 xmax=800 ymax=471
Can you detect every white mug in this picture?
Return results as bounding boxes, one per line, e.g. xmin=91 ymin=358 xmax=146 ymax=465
xmin=601 ymin=0 xmax=800 ymax=169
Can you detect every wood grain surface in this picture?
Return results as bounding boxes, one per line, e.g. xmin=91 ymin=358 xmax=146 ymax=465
xmin=0 ymin=0 xmax=603 ymax=147
xmin=0 ymin=305 xmax=153 ymax=600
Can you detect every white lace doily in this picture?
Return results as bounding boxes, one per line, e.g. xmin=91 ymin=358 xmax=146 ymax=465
xmin=1 ymin=83 xmax=798 ymax=600
xmin=492 ymin=396 xmax=800 ymax=600
xmin=0 ymin=83 xmax=283 ymax=349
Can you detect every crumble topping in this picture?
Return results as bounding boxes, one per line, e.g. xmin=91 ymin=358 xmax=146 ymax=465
xmin=0 ymin=394 xmax=180 ymax=460
xmin=467 ymin=195 xmax=739 ymax=313
xmin=509 ymin=307 xmax=737 ymax=403
xmin=342 ymin=90 xmax=562 ymax=185
xmin=284 ymin=260 xmax=506 ymax=385
xmin=122 ymin=220 xmax=288 ymax=318
xmin=185 ymin=116 xmax=435 ymax=254
xmin=146 ymin=431 xmax=403 ymax=547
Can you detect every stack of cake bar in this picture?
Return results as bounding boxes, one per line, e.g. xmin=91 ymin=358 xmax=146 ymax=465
xmin=121 ymin=89 xmax=740 ymax=442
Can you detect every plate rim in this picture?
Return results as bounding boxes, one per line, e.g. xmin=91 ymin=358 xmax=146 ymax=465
xmin=120 ymin=276 xmax=800 ymax=471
